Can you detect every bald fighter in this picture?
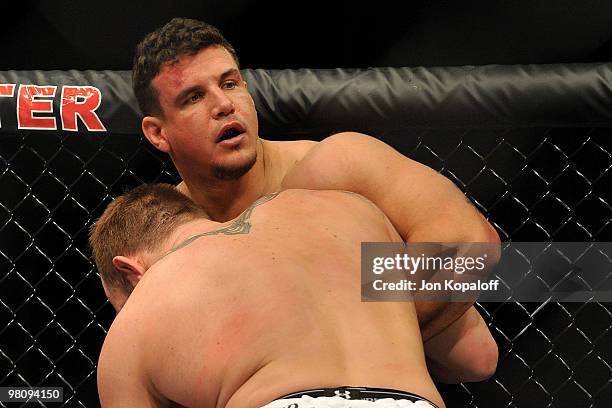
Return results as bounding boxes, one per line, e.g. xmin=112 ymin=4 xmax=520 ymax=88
xmin=132 ymin=18 xmax=500 ymax=343
xmin=90 ymin=185 xmax=493 ymax=407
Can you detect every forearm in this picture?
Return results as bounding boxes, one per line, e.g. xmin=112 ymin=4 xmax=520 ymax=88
xmin=424 ymin=306 xmax=498 ymax=384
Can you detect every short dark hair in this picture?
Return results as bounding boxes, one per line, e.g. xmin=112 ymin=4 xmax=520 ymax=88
xmin=89 ymin=183 xmax=208 ymax=296
xmin=132 ymin=18 xmax=239 ymax=116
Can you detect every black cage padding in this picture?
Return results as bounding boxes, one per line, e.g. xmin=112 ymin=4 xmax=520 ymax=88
xmin=1 ymin=64 xmax=612 ymax=139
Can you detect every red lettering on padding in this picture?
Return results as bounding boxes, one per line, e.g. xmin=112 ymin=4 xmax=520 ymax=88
xmin=0 ymin=84 xmax=15 ymax=97
xmin=0 ymin=84 xmax=16 ymax=128
xmin=17 ymin=85 xmax=57 ymax=130
xmin=61 ymin=86 xmax=106 ymax=131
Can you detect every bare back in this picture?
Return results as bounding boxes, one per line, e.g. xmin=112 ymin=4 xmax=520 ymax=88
xmin=99 ymin=190 xmax=444 ymax=408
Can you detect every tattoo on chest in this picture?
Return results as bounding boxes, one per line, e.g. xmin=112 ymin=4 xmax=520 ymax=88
xmin=169 ymin=192 xmax=280 ymax=253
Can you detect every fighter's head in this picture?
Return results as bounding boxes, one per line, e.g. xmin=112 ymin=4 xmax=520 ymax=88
xmin=133 ymin=18 xmax=259 ymax=183
xmin=132 ymin=17 xmax=239 ymax=117
xmin=89 ymin=183 xmax=207 ymax=311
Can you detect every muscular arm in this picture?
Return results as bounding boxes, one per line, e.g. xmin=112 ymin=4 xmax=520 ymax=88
xmin=281 ymin=132 xmax=500 ymax=339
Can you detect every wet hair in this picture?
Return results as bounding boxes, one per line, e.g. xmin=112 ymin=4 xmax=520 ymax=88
xmin=89 ymin=183 xmax=208 ymax=296
xmin=132 ymin=17 xmax=240 ymax=116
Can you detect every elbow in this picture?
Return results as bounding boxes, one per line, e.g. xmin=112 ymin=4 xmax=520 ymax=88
xmin=452 ymin=198 xmax=500 ymax=248
xmin=483 ymin=221 xmax=501 ymax=269
xmin=470 ymin=218 xmax=501 ymax=271
xmin=463 ymin=336 xmax=499 ymax=382
xmin=456 ymin=308 xmax=499 ymax=383
xmin=482 ymin=219 xmax=500 ymax=245
xmin=471 ymin=213 xmax=500 ymax=247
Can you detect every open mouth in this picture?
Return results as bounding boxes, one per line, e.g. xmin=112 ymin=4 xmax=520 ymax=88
xmin=217 ymin=125 xmax=245 ymax=142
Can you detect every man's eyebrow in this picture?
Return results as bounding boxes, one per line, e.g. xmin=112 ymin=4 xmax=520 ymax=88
xmin=220 ymin=68 xmax=241 ymax=80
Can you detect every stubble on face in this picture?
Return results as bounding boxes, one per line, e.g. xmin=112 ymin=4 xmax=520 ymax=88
xmin=212 ymin=147 xmax=257 ymax=180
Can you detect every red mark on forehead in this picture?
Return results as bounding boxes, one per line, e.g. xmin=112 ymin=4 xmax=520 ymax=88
xmin=161 ymin=62 xmax=186 ymax=88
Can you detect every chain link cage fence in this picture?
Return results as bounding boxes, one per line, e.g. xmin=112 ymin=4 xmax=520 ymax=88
xmin=1 ymin=68 xmax=611 ymax=407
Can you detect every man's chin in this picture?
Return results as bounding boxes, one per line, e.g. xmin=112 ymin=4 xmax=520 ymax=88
xmin=213 ymin=154 xmax=257 ymax=181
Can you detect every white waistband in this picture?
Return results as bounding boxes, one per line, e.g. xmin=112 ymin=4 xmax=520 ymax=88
xmin=261 ymin=395 xmax=437 ymax=408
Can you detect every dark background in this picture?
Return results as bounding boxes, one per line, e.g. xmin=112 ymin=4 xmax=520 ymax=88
xmin=3 ymin=0 xmax=612 ymax=71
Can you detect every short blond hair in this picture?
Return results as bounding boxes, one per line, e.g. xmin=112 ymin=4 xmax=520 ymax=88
xmin=89 ymin=183 xmax=207 ymax=295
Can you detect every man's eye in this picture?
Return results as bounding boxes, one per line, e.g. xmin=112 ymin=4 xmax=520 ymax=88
xmin=189 ymin=92 xmax=203 ymax=103
xmin=222 ymin=81 xmax=237 ymax=89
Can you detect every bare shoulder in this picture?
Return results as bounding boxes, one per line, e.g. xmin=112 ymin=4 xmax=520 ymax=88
xmin=281 ymin=131 xmax=395 ymax=191
xmin=314 ymin=189 xmax=376 ymax=206
xmin=283 ymin=138 xmax=319 ymax=156
xmin=317 ymin=189 xmax=388 ymax=220
xmin=98 ymin=271 xmax=204 ymax=406
xmin=99 ymin=298 xmax=161 ymax=372
xmin=98 ymin=306 xmax=162 ymax=407
xmin=266 ymin=139 xmax=318 ymax=170
xmin=293 ymin=132 xmax=378 ymax=162
xmin=282 ymin=188 xmax=400 ymax=239
xmin=276 ymin=188 xmax=372 ymax=212
xmin=313 ymin=131 xmax=383 ymax=152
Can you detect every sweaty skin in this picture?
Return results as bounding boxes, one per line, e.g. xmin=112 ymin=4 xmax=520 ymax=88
xmin=98 ymin=190 xmax=446 ymax=408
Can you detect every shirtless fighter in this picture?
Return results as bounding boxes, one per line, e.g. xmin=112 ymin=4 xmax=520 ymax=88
xmin=90 ymin=184 xmax=494 ymax=407
xmin=132 ymin=18 xmax=500 ymax=343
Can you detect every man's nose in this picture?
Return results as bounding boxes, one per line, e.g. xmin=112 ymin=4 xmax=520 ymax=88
xmin=209 ymin=88 xmax=235 ymax=118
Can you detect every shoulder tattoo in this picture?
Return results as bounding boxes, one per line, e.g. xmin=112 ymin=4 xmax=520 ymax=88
xmin=168 ymin=192 xmax=280 ymax=253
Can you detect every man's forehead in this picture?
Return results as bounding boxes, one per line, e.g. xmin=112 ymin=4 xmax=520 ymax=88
xmin=159 ymin=47 xmax=237 ymax=79
xmin=152 ymin=47 xmax=239 ymax=94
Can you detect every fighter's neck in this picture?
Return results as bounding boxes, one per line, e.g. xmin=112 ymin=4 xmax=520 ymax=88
xmin=183 ymin=139 xmax=279 ymax=222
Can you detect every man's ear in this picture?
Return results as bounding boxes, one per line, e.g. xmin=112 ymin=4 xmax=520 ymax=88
xmin=142 ymin=116 xmax=170 ymax=153
xmin=112 ymin=255 xmax=147 ymax=287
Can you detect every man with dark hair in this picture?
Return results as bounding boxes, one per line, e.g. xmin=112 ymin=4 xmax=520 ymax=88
xmin=133 ymin=18 xmax=240 ymax=118
xmin=91 ymin=184 xmax=498 ymax=407
xmin=130 ymin=17 xmax=499 ymax=388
